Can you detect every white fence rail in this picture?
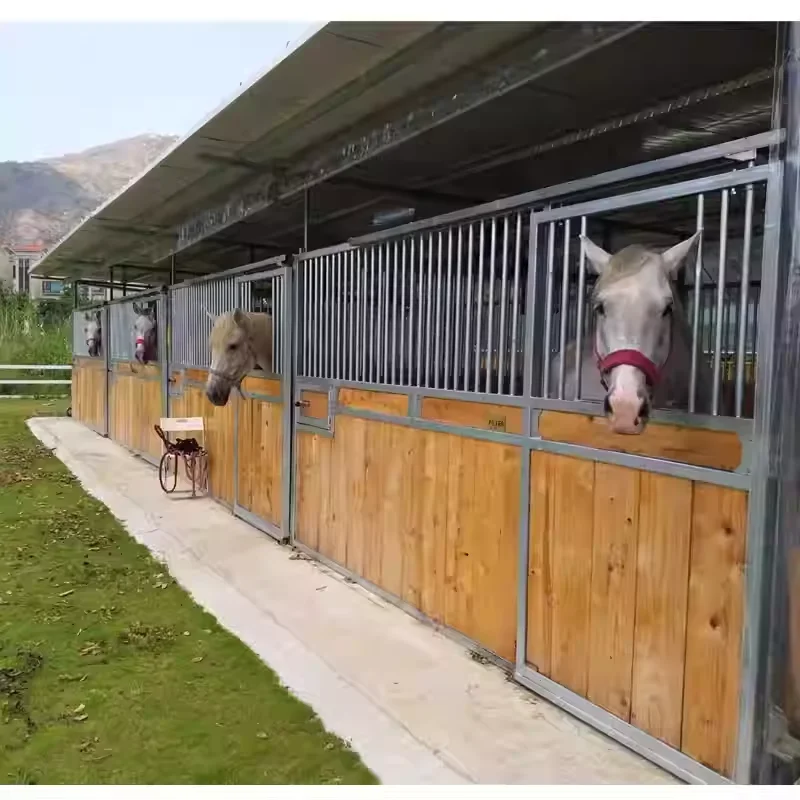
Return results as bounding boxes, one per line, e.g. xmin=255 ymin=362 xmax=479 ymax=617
xmin=0 ymin=365 xmax=72 ymax=386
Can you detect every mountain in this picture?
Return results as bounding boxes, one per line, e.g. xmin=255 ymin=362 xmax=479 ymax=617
xmin=0 ymin=134 xmax=178 ymax=246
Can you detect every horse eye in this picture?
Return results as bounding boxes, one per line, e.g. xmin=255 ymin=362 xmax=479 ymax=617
xmin=228 ymin=343 xmax=238 ymax=351
xmin=595 ymin=303 xmax=605 ymax=316
xmin=662 ymin=303 xmax=673 ymax=317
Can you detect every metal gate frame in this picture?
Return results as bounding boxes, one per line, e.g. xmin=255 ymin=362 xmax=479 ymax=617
xmin=106 ymin=287 xmax=169 ymax=467
xmin=282 ymin=130 xmax=786 ymax=785
xmin=232 ymin=264 xmax=294 ymax=543
xmin=71 ymin=303 xmax=110 ymax=437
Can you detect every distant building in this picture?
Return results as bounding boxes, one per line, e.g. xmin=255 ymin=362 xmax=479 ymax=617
xmin=0 ymin=243 xmax=66 ymax=299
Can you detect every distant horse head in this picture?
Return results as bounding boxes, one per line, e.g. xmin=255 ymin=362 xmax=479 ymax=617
xmin=582 ymin=232 xmax=699 ymax=435
xmin=83 ymin=310 xmax=102 ymax=357
xmin=132 ymin=301 xmax=158 ymax=364
xmin=206 ymin=309 xmax=274 ymax=407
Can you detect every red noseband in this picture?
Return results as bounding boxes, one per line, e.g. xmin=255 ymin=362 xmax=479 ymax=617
xmin=135 ymin=337 xmax=145 ymax=346
xmin=596 ymin=349 xmax=661 ymax=389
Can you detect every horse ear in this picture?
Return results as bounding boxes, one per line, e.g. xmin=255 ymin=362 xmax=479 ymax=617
xmin=132 ymin=302 xmax=143 ymax=315
xmin=232 ymin=308 xmax=251 ymax=334
xmin=580 ymin=235 xmax=612 ymax=274
xmin=661 ymin=232 xmax=700 ymax=277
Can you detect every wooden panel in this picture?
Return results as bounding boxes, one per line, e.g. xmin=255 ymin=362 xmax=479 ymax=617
xmin=108 ymin=364 xmax=163 ymax=461
xmin=339 ymin=388 xmax=408 ymax=416
xmin=527 ymin=450 xmax=553 ymax=676
xmin=184 ymin=368 xmax=208 ymax=384
xmin=421 ymin=396 xmax=523 ymax=435
xmin=681 ymin=485 xmax=747 ymax=777
xmin=242 ymin=375 xmax=281 ymax=397
xmin=293 ymin=415 xmax=519 ymax=660
xmin=300 ymin=390 xmax=328 ymax=420
xmin=630 ymin=472 xmax=693 ymax=748
xmin=237 ymin=396 xmax=283 ymax=528
xmin=587 ymin=464 xmax=640 ymax=720
xmin=527 ymin=452 xmax=594 ymax=693
xmin=539 ymin=410 xmax=742 ymax=471
xmin=72 ymin=357 xmax=105 ymax=432
xmin=169 ymin=384 xmax=235 ymax=505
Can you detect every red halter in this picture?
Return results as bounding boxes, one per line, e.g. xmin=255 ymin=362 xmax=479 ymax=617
xmin=596 ymin=349 xmax=661 ymax=389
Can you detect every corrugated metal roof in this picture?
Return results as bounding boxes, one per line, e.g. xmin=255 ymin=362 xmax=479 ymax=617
xmin=34 ymin=21 xmax=540 ymax=280
xmin=33 ymin=21 xmax=779 ymax=284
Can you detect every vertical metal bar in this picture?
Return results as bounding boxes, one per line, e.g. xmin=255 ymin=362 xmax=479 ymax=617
xmin=735 ymin=178 xmax=755 ymax=418
xmin=558 ymin=218 xmax=571 ymax=400
xmin=454 ymin=226 xmax=464 ymax=391
xmin=408 ymin=238 xmax=416 ymax=386
xmin=524 ymin=211 xmax=542 ymax=399
xmin=574 ymin=216 xmax=588 ymax=400
xmin=360 ymin=250 xmax=368 ymax=382
xmin=474 ymin=221 xmax=486 ymax=393
xmin=464 ymin=223 xmax=475 ymax=391
xmin=382 ymin=244 xmax=390 ymax=384
xmin=542 ymin=221 xmax=557 ymax=399
xmin=509 ymin=214 xmax=523 ymax=397
xmin=485 ymin=218 xmax=497 ymax=394
xmin=315 ymin=258 xmax=322 ymax=378
xmin=434 ymin=231 xmax=443 ymax=389
xmin=416 ymin=235 xmax=424 ymax=387
xmin=355 ymin=250 xmax=362 ymax=382
xmin=712 ymin=189 xmax=729 ymax=415
xmin=399 ymin=240 xmax=407 ymax=386
xmin=444 ymin=228 xmax=454 ymax=390
xmin=689 ymin=194 xmax=705 ymax=412
xmin=369 ymin=247 xmax=376 ymax=383
xmin=375 ymin=245 xmax=383 ymax=382
xmin=348 ymin=250 xmax=355 ymax=382
xmin=425 ymin=233 xmax=434 ymax=388
xmin=336 ymin=253 xmax=342 ymax=380
xmin=498 ymin=216 xmax=510 ymax=395
xmin=392 ymin=241 xmax=399 ymax=385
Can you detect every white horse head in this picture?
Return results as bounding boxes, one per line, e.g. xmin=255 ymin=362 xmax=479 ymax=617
xmin=83 ymin=311 xmax=102 ymax=357
xmin=132 ymin=301 xmax=157 ymax=364
xmin=582 ymin=232 xmax=699 ymax=434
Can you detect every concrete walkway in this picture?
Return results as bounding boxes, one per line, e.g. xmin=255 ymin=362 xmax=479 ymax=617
xmin=29 ymin=417 xmax=676 ymax=785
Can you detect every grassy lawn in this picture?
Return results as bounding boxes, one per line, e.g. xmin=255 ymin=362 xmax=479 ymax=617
xmin=0 ymin=399 xmax=377 ymax=785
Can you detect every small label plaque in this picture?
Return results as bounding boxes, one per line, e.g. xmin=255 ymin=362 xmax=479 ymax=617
xmin=487 ymin=417 xmax=506 ymax=432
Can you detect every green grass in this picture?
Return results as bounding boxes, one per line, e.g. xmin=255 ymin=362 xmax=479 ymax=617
xmin=0 ymin=295 xmax=72 ymax=398
xmin=0 ymin=399 xmax=377 ymax=785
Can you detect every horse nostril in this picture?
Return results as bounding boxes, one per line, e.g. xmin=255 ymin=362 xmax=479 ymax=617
xmin=639 ymin=398 xmax=650 ymax=420
xmin=603 ymin=395 xmax=612 ymax=416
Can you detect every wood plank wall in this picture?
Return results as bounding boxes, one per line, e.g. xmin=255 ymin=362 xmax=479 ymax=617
xmin=295 ymin=414 xmax=520 ymax=661
xmin=169 ymin=370 xmax=283 ymax=528
xmin=109 ymin=363 xmax=163 ymax=461
xmin=237 ymin=375 xmax=283 ymax=529
xmin=526 ymin=450 xmax=747 ymax=778
xmin=71 ymin=357 xmax=106 ymax=432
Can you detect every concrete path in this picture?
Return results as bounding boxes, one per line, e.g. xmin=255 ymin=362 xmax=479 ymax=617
xmin=29 ymin=417 xmax=676 ymax=785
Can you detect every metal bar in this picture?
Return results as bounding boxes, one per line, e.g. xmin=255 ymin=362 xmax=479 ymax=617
xmin=434 ymin=232 xmax=443 ymax=389
xmin=542 ymin=222 xmax=557 ymax=398
xmin=497 ymin=217 xmax=510 ymax=395
xmin=356 ymin=250 xmax=363 ymax=382
xmin=574 ymin=216 xmax=588 ymax=400
xmin=712 ymin=189 xmax=730 ymax=415
xmin=425 ymin=233 xmax=434 ymax=388
xmin=169 ymin=255 xmax=286 ymax=291
xmin=463 ymin=223 xmax=475 ymax=391
xmin=416 ymin=235 xmax=424 ymax=387
xmin=444 ymin=229 xmax=454 ymax=391
xmin=392 ymin=241 xmax=399 ymax=385
xmin=408 ymin=238 xmax=415 ymax=386
xmin=523 ymin=211 xmax=540 ymax=397
xmin=558 ymin=218 xmax=571 ymax=399
xmin=689 ymin=195 xmax=705 ymax=412
xmin=348 ymin=250 xmax=355 ymax=382
xmin=536 ymin=165 xmax=770 ymax=226
xmin=735 ymin=177 xmax=755 ymax=418
xmin=376 ymin=245 xmax=383 ymax=382
xmin=337 ymin=253 xmax=343 ymax=380
xmin=349 ymin=132 xmax=781 ymax=247
xmin=485 ymin=218 xmax=498 ymax=394
xmin=369 ymin=247 xmax=376 ymax=384
xmin=454 ymin=226 xmax=464 ymax=391
xmin=474 ymin=221 xmax=486 ymax=393
xmin=399 ymin=240 xmax=407 ymax=387
xmin=382 ymin=243 xmax=390 ymax=383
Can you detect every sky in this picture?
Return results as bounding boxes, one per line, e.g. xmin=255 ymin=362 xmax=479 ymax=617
xmin=0 ymin=21 xmax=314 ymax=163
